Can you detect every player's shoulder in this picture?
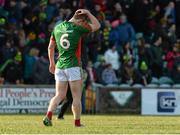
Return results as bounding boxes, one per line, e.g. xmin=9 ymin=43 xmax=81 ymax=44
xmin=53 ymin=21 xmax=69 ymax=32
xmin=54 ymin=21 xmax=66 ymax=28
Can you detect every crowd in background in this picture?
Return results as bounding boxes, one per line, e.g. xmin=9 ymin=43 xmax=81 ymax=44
xmin=0 ymin=0 xmax=180 ymax=87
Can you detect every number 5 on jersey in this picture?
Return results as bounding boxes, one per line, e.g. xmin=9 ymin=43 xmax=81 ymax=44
xmin=60 ymin=34 xmax=70 ymax=49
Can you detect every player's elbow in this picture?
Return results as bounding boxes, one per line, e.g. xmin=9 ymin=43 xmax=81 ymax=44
xmin=92 ymin=23 xmax=101 ymax=32
xmin=96 ymin=22 xmax=101 ymax=30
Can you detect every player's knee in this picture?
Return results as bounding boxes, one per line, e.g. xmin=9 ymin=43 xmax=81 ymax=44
xmin=72 ymin=99 xmax=81 ymax=108
xmin=55 ymin=93 xmax=66 ymax=100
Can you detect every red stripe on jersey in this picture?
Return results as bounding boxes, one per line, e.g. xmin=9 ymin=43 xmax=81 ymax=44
xmin=75 ymin=38 xmax=82 ymax=65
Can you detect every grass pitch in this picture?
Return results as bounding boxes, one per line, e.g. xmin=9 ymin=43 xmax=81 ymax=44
xmin=0 ymin=114 xmax=180 ymax=134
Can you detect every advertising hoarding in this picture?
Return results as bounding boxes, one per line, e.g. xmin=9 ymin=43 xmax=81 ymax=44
xmin=0 ymin=87 xmax=55 ymax=113
xmin=142 ymin=89 xmax=180 ymax=115
xmin=96 ymin=87 xmax=141 ymax=114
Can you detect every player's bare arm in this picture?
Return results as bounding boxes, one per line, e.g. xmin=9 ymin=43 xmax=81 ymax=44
xmin=48 ymin=36 xmax=56 ymax=74
xmin=76 ymin=9 xmax=100 ymax=32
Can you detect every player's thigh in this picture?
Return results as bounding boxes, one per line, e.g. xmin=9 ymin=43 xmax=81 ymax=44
xmin=69 ymin=80 xmax=82 ymax=99
xmin=55 ymin=81 xmax=68 ymax=98
xmin=55 ymin=68 xmax=69 ymax=97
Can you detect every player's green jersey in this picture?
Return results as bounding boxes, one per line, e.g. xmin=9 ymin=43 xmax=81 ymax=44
xmin=51 ymin=21 xmax=91 ymax=69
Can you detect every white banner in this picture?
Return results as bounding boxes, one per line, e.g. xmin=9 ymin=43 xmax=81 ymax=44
xmin=0 ymin=88 xmax=55 ymax=110
xmin=142 ymin=88 xmax=180 ymax=115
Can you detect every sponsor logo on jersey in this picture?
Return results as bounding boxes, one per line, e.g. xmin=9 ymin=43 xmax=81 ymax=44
xmin=55 ymin=27 xmax=74 ymax=33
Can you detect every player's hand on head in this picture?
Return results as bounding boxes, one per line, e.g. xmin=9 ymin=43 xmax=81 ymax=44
xmin=76 ymin=9 xmax=90 ymax=15
xmin=49 ymin=64 xmax=55 ymax=74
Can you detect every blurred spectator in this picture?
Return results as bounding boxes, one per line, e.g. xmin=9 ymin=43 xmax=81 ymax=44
xmin=104 ymin=43 xmax=120 ymax=72
xmin=167 ymin=23 xmax=176 ymax=44
xmin=94 ymin=4 xmax=105 ymax=23
xmin=32 ymin=53 xmax=52 ymax=84
xmin=5 ymin=0 xmax=22 ymax=22
xmin=0 ymin=18 xmax=7 ymax=48
xmin=45 ymin=0 xmax=59 ymax=22
xmin=24 ymin=48 xmax=39 ymax=84
xmin=138 ymin=61 xmax=152 ymax=86
xmin=121 ymin=41 xmax=133 ymax=63
xmin=109 ymin=20 xmax=121 ymax=50
xmin=1 ymin=38 xmax=17 ymax=64
xmin=171 ymin=64 xmax=180 ymax=84
xmin=1 ymin=51 xmax=23 ymax=84
xmin=120 ymin=54 xmax=139 ymax=85
xmin=150 ymin=35 xmax=163 ymax=78
xmin=101 ymin=20 xmax=111 ymax=51
xmin=86 ymin=60 xmax=96 ymax=86
xmin=165 ymin=43 xmax=180 ymax=73
xmin=86 ymin=32 xmax=101 ymax=62
xmin=18 ymin=29 xmax=26 ymax=47
xmin=111 ymin=2 xmax=123 ymax=21
xmin=153 ymin=4 xmax=163 ymax=24
xmin=164 ymin=1 xmax=176 ymax=24
xmin=137 ymin=36 xmax=153 ymax=68
xmin=116 ymin=14 xmax=135 ymax=50
xmin=102 ymin=63 xmax=118 ymax=85
xmin=93 ymin=0 xmax=107 ymax=11
xmin=95 ymin=56 xmax=106 ymax=84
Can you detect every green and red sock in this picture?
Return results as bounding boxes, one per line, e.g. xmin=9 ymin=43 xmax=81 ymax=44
xmin=46 ymin=111 xmax=52 ymax=120
xmin=75 ymin=119 xmax=81 ymax=127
